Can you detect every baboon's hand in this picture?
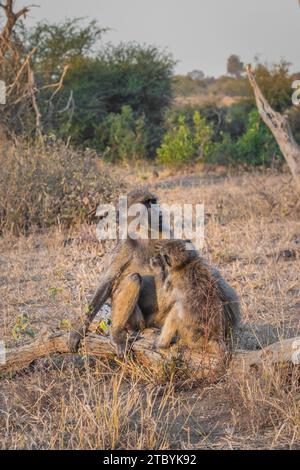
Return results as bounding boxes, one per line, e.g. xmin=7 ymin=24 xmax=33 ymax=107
xmin=69 ymin=328 xmax=85 ymax=353
xmin=110 ymin=336 xmax=127 ymax=359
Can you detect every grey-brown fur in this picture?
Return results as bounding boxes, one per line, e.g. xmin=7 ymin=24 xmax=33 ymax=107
xmin=69 ymin=189 xmax=241 ymax=356
xmin=150 ymin=240 xmax=236 ymax=349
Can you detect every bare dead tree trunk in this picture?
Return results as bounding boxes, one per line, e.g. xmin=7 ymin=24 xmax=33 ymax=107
xmin=246 ymin=64 xmax=300 ymax=193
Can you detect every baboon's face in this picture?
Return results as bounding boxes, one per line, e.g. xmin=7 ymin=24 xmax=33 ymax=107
xmin=149 ymin=254 xmax=165 ymax=272
xmin=126 ymin=189 xmax=163 ymax=236
xmin=158 ymin=240 xmax=196 ymax=269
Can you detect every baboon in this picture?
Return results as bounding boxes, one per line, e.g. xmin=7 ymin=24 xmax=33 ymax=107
xmin=69 ymin=189 xmax=241 ymax=356
xmin=150 ymin=240 xmax=231 ymax=349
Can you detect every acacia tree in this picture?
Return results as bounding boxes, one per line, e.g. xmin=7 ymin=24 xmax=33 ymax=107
xmin=227 ymin=54 xmax=244 ymax=78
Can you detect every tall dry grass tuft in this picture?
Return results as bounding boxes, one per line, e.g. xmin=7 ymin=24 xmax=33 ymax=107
xmin=0 ymin=138 xmax=126 ymax=235
xmin=227 ymin=362 xmax=300 ymax=449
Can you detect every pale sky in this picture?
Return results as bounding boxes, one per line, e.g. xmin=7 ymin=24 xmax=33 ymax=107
xmin=12 ymin=0 xmax=300 ymax=76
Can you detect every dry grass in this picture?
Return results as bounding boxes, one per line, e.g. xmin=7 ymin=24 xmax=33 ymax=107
xmin=0 ymin=169 xmax=300 ymax=449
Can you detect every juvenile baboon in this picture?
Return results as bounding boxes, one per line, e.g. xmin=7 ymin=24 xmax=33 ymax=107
xmin=150 ymin=240 xmax=230 ymax=349
xmin=69 ymin=189 xmax=241 ymax=356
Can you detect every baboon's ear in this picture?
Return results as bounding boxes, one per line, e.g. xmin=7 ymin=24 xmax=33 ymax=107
xmin=185 ymin=240 xmax=195 ymax=251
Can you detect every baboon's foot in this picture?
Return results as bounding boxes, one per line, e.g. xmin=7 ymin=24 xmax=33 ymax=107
xmin=69 ymin=327 xmax=85 ymax=353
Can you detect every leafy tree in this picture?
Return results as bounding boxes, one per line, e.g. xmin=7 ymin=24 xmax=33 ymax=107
xmin=227 ymin=54 xmax=244 ymax=77
xmin=223 ymin=102 xmax=253 ymax=140
xmin=187 ymin=70 xmax=205 ymax=81
xmin=43 ymin=41 xmax=174 ymax=154
xmin=15 ymin=19 xmax=175 ymax=154
xmin=21 ymin=18 xmax=106 ymax=80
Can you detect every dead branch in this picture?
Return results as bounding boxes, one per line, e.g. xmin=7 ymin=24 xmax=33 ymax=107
xmin=246 ymin=64 xmax=300 ymax=193
xmin=0 ymin=1 xmax=37 ymax=40
xmin=27 ymin=64 xmax=42 ymax=140
xmin=45 ymin=65 xmax=70 ymax=100
xmin=231 ymin=336 xmax=300 ymax=376
xmin=6 ymin=47 xmax=37 ymax=97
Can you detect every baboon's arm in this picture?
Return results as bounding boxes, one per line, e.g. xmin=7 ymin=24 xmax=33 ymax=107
xmin=69 ymin=243 xmax=132 ymax=352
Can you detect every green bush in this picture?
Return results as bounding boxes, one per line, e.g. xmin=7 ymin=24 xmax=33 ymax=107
xmin=235 ymin=109 xmax=282 ymax=165
xmin=205 ymin=133 xmax=238 ymax=165
xmin=157 ymin=111 xmax=212 ymax=166
xmin=206 ymin=109 xmax=282 ymax=166
xmin=157 ymin=115 xmax=194 ymax=166
xmin=193 ymin=111 xmax=213 ymax=158
xmin=0 ymin=138 xmax=125 ymax=235
xmin=101 ymin=106 xmax=147 ymax=163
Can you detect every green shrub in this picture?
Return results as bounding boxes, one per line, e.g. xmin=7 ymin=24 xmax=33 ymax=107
xmin=235 ymin=109 xmax=282 ymax=165
xmin=205 ymin=132 xmax=239 ymax=165
xmin=102 ymin=105 xmax=147 ymax=163
xmin=157 ymin=111 xmax=212 ymax=166
xmin=193 ymin=111 xmax=213 ymax=158
xmin=206 ymin=109 xmax=282 ymax=166
xmin=157 ymin=115 xmax=194 ymax=166
xmin=0 ymin=138 xmax=125 ymax=235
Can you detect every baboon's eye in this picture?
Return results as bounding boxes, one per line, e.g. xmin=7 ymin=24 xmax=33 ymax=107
xmin=144 ymin=198 xmax=157 ymax=208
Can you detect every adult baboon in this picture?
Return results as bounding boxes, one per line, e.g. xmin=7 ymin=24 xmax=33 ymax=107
xmin=69 ymin=189 xmax=241 ymax=355
xmin=150 ymin=240 xmax=233 ymax=349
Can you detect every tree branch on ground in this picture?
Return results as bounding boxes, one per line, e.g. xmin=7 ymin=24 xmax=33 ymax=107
xmin=1 ymin=326 xmax=300 ymax=379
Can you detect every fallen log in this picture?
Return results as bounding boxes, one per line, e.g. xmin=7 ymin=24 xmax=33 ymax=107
xmin=0 ymin=328 xmax=227 ymax=378
xmin=1 ymin=327 xmax=300 ymax=378
xmin=231 ymin=336 xmax=300 ymax=376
